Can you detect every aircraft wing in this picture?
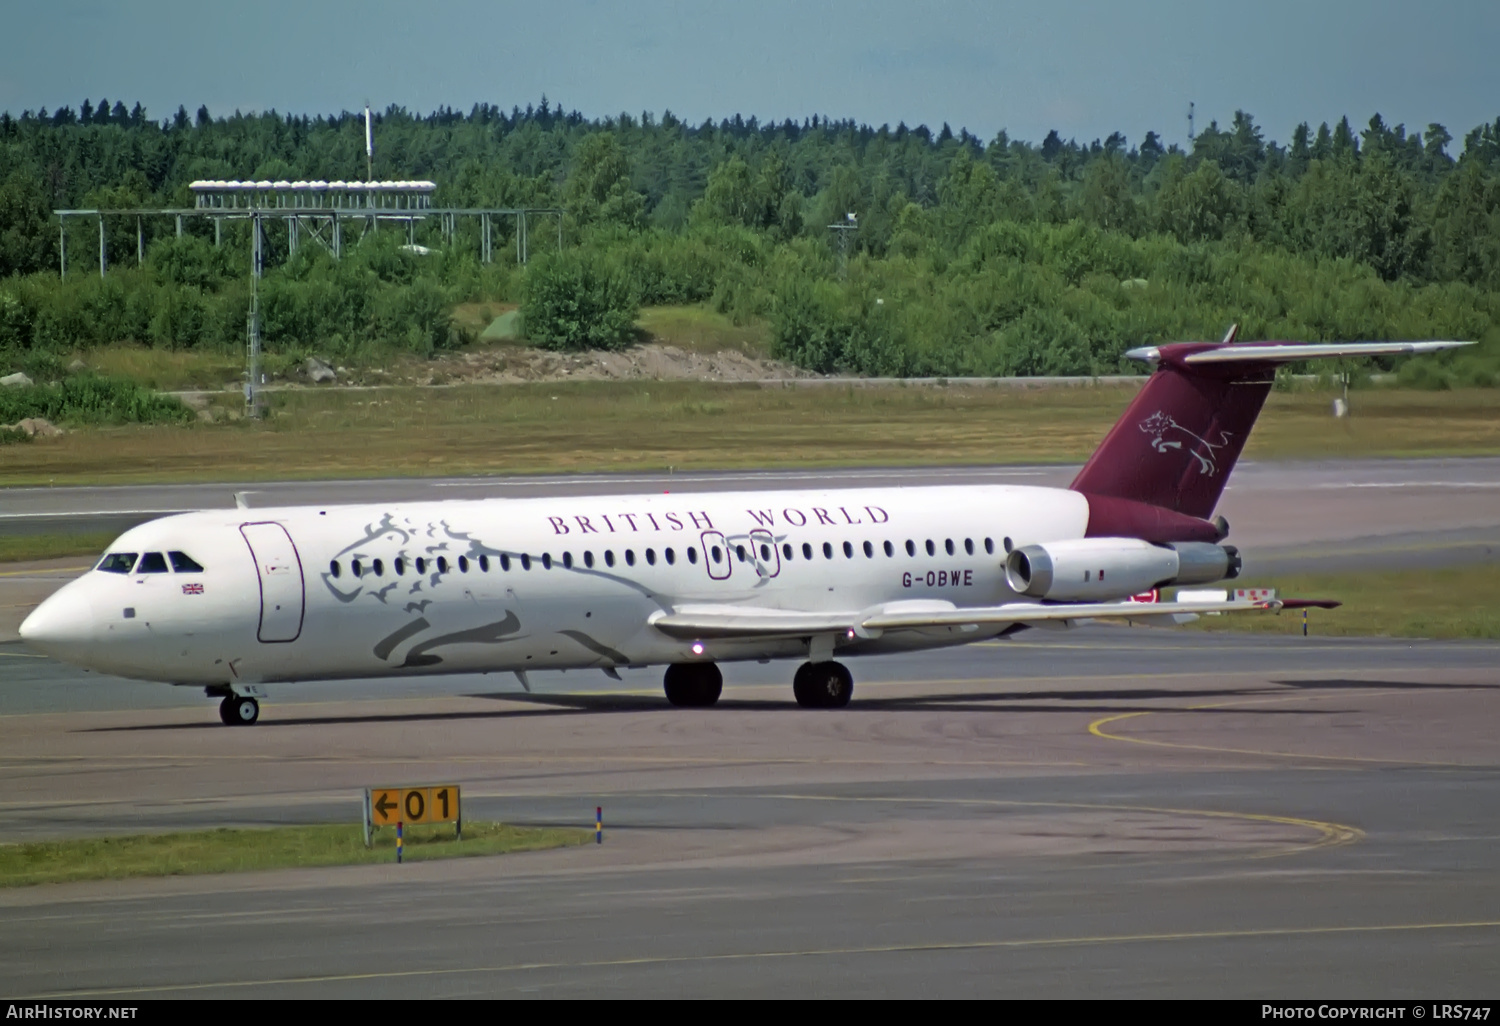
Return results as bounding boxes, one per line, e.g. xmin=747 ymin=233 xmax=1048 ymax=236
xmin=650 ymin=596 xmax=1337 ymax=641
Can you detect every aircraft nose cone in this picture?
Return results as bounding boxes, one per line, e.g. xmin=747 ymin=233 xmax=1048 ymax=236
xmin=19 ymin=589 xmax=95 ymax=654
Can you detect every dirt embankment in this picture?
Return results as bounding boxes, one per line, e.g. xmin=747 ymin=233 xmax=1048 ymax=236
xmin=428 ymin=344 xmax=815 ymax=385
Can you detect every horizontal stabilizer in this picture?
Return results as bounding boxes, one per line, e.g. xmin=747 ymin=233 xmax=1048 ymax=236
xmin=1126 ymin=340 xmax=1472 ymax=365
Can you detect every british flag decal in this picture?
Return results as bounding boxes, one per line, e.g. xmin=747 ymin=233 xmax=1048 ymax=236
xmin=181 ymin=583 xmax=204 ymax=595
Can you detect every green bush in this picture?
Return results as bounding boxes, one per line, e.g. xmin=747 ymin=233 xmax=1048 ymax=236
xmin=0 ymin=375 xmax=194 ymax=426
xmin=520 ymin=251 xmax=637 ymax=351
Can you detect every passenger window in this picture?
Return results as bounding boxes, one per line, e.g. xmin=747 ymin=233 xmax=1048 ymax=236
xmin=760 ymin=543 xmax=771 ymax=561
xmin=802 ymin=543 xmax=813 ymax=560
xmin=373 ymin=558 xmax=384 ymax=577
xmin=711 ymin=546 xmax=722 ymax=564
xmin=168 ymin=551 xmax=204 ymax=573
xmin=624 ymin=550 xmax=635 ymax=567
xmin=437 ymin=556 xmax=449 ymax=574
xmin=394 ymin=557 xmax=405 ymax=576
xmin=905 ymin=540 xmax=916 ymax=557
xmin=645 ymin=548 xmax=656 ymax=565
xmin=98 ymin=553 xmax=138 ymax=574
xmin=329 ymin=560 xmax=341 ymax=579
xmin=499 ymin=554 xmax=511 ymax=571
xmin=458 ymin=556 xmax=469 ymax=573
xmin=521 ymin=554 xmax=532 ymax=570
xmin=479 ymin=555 xmax=490 ymax=572
xmin=782 ymin=543 xmax=793 ymax=561
xmin=944 ymin=539 xmax=955 ymax=556
xmin=842 ymin=541 xmax=853 ymax=558
xmin=1003 ymin=536 xmax=1013 ymax=553
xmin=925 ymin=540 xmax=936 ymax=556
xmin=352 ymin=559 xmax=363 ymax=576
xmin=735 ymin=545 xmax=746 ymax=563
xmin=542 ymin=553 xmax=552 ymax=569
xmin=822 ymin=542 xmax=833 ymax=559
xmin=416 ymin=557 xmax=427 ymax=574
xmin=863 ymin=540 xmax=874 ymax=558
xmin=604 ymin=550 xmax=615 ymax=567
xmin=965 ymin=538 xmax=974 ymax=556
xmin=584 ymin=551 xmax=595 ymax=568
xmin=686 ymin=547 xmax=697 ymax=564
xmin=985 ymin=538 xmax=995 ymax=555
xmin=665 ymin=548 xmax=675 ymax=565
xmin=137 ymin=552 xmax=169 ymax=574
xmin=883 ymin=540 xmax=894 ymax=557
xmin=563 ymin=552 xmax=573 ymax=569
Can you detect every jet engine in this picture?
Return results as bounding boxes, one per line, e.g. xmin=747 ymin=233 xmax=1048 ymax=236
xmin=1005 ymin=537 xmax=1240 ymax=602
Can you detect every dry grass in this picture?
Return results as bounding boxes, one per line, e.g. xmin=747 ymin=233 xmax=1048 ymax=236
xmin=79 ymin=346 xmax=250 ymax=392
xmin=3 ymin=382 xmax=1497 ymax=487
xmin=0 ymin=821 xmax=590 ymax=888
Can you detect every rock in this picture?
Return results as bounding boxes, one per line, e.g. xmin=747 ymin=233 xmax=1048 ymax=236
xmin=3 ymin=417 xmax=63 ymax=438
xmin=0 ymin=372 xmax=34 ymax=387
xmin=67 ymin=359 xmax=88 ymax=372
xmin=304 ymin=357 xmax=337 ymax=384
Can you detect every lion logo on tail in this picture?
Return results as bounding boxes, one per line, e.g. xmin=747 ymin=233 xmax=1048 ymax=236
xmin=1138 ymin=411 xmax=1233 ymax=476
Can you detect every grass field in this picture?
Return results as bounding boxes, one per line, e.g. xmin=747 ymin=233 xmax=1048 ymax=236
xmin=2 ymin=380 xmax=1498 ymax=487
xmin=0 ymin=531 xmax=116 ymax=563
xmin=1184 ymin=564 xmax=1500 ymax=640
xmin=637 ymin=305 xmax=771 ymax=353
xmin=0 ymin=821 xmax=591 ymax=888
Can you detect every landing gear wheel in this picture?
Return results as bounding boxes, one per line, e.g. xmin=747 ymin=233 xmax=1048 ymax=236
xmin=219 ymin=695 xmax=259 ymax=726
xmin=663 ymin=662 xmax=723 ymax=708
xmin=793 ymin=661 xmax=853 ymax=709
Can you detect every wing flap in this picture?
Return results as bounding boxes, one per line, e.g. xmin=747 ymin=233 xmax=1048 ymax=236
xmin=651 ymin=597 xmax=1313 ymax=641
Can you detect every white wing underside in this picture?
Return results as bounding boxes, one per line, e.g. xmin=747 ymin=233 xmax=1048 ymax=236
xmin=649 ymin=598 xmax=1281 ymax=641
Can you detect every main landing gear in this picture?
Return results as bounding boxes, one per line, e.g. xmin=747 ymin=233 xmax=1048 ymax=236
xmin=793 ymin=661 xmax=853 ymax=709
xmin=216 ymin=693 xmax=260 ymax=726
xmin=660 ymin=660 xmax=855 ymax=709
xmin=663 ymin=662 xmax=724 ymax=707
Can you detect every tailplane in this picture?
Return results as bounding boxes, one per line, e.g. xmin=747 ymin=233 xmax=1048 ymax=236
xmin=1070 ymin=334 xmax=1471 ymax=521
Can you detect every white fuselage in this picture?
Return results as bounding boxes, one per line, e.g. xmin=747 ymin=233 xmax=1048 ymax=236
xmin=22 ymin=484 xmax=1092 ymax=686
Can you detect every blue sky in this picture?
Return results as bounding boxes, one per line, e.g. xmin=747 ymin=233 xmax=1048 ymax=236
xmin=4 ymin=0 xmax=1497 ymax=149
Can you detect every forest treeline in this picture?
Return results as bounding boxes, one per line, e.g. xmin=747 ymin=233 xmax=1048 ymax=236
xmin=1 ymin=99 xmax=1498 ymax=382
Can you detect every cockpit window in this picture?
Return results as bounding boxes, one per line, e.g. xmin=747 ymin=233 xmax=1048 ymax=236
xmin=97 ymin=552 xmax=138 ymax=574
xmin=136 ymin=552 xmax=169 ymax=574
xmin=168 ymin=551 xmax=204 ymax=573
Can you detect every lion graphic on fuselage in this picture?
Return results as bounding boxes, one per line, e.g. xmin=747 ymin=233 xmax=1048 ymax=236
xmin=1137 ymin=411 xmax=1232 ymax=476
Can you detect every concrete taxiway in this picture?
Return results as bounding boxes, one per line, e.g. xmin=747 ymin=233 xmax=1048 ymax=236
xmin=1 ymin=631 xmax=1498 ymax=998
xmin=1 ymin=458 xmax=1497 ymax=997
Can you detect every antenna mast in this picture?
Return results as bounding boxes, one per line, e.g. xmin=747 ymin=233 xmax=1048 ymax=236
xmin=364 ymin=102 xmax=374 ymax=181
xmin=1187 ymin=101 xmax=1195 ymax=146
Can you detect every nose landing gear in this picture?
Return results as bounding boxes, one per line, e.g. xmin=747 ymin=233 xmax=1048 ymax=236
xmin=210 ymin=690 xmax=260 ymax=726
xmin=793 ymin=661 xmax=853 ymax=709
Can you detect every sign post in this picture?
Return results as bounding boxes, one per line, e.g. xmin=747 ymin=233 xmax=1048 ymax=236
xmin=363 ymin=784 xmax=462 ymax=847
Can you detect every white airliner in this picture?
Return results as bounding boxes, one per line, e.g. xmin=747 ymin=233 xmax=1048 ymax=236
xmin=20 ymin=333 xmax=1468 ymax=724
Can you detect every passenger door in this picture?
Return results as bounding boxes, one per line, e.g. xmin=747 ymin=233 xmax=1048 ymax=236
xmin=240 ymin=522 xmax=305 ymax=643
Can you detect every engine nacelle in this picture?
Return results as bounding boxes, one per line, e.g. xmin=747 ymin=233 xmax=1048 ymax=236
xmin=1005 ymin=537 xmax=1240 ymax=601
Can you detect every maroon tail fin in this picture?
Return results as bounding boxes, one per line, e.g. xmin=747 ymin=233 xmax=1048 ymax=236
xmin=1070 ymin=343 xmax=1273 ymax=519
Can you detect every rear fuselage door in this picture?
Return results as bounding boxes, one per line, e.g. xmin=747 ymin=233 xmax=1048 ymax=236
xmin=240 ymin=522 xmax=305 ymax=643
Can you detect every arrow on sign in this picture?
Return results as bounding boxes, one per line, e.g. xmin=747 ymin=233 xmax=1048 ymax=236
xmin=374 ymin=792 xmax=397 ymax=819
